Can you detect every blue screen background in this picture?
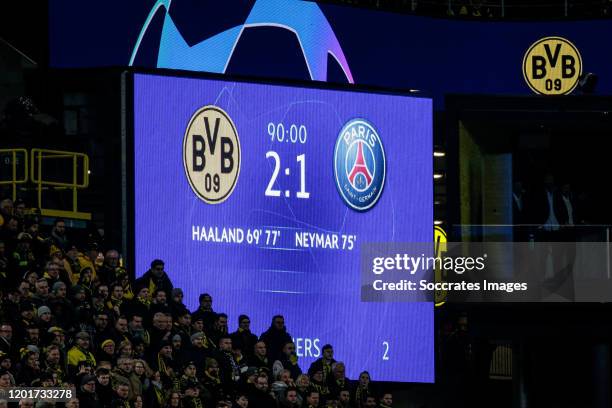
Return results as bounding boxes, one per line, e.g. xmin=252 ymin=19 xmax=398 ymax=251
xmin=133 ymin=73 xmax=434 ymax=382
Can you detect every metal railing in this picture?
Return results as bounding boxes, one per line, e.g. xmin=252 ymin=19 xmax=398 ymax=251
xmin=29 ymin=149 xmax=91 ymax=220
xmin=0 ymin=148 xmax=28 ymax=201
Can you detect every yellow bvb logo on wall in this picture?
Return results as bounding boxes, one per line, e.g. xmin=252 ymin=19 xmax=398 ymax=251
xmin=523 ymin=36 xmax=582 ymax=95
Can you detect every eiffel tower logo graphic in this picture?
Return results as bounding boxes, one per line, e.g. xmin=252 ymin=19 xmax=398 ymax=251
xmin=348 ymin=141 xmax=373 ymax=189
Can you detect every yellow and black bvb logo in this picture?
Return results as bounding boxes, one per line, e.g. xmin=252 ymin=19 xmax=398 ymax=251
xmin=183 ymin=106 xmax=241 ymax=204
xmin=523 ymin=36 xmax=582 ymax=95
xmin=434 ymin=225 xmax=447 ymax=307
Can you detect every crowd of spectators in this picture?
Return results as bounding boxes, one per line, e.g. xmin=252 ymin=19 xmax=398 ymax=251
xmin=0 ymin=197 xmax=393 ymax=408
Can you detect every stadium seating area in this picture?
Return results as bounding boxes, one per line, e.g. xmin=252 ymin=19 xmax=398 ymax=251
xmin=0 ymin=200 xmax=392 ymax=408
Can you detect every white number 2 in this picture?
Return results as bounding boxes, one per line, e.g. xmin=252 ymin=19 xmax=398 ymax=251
xmin=265 ymin=151 xmax=281 ymax=197
xmin=383 ymin=341 xmax=390 ymax=361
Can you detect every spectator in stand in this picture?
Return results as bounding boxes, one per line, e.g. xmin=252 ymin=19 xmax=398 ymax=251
xmin=150 ymin=289 xmax=171 ymax=316
xmin=67 ymin=331 xmax=96 ymax=378
xmin=181 ymin=377 xmax=203 ymax=408
xmin=3 ymin=289 xmax=20 ymax=323
xmin=135 ymin=260 xmax=173 ymax=301
xmin=66 ymin=398 xmax=79 ymax=408
xmin=191 ymin=293 xmax=216 ymax=331
xmin=309 ymin=344 xmax=335 ymax=383
xmin=271 ymin=368 xmax=295 ymax=400
xmin=23 ymin=326 xmax=40 ymax=348
xmin=77 ymin=269 xmax=94 ymax=299
xmin=35 ymin=305 xmax=53 ymax=333
xmin=230 ymin=315 xmax=258 ymax=359
xmin=178 ymin=360 xmax=198 ymax=390
xmin=123 ymin=285 xmax=151 ymax=323
xmin=17 ymin=300 xmax=36 ymax=338
xmin=169 ymin=288 xmax=187 ymax=319
xmin=215 ymin=336 xmax=240 ymax=388
xmin=111 ymin=381 xmax=130 ymax=408
xmin=12 ymin=199 xmax=25 ymax=222
xmin=364 ymin=396 xmax=377 ymax=408
xmin=183 ymin=331 xmax=212 ymax=373
xmin=107 ymin=283 xmax=125 ymax=318
xmin=273 ymin=341 xmax=302 ymax=381
xmin=43 ymin=260 xmax=70 ymax=289
xmin=93 ymin=311 xmax=112 ymax=347
xmin=354 ymin=371 xmax=374 ymax=408
xmin=329 ymin=362 xmax=349 ymax=397
xmin=308 ymin=366 xmax=330 ymax=406
xmin=99 ymin=250 xmax=125 ymax=286
xmin=112 ymin=357 xmax=141 ymax=401
xmin=117 ymin=272 xmax=134 ymax=301
xmin=278 ymin=386 xmax=299 ymax=408
xmin=304 ymin=389 xmax=320 ymax=408
xmin=164 ymin=391 xmax=182 ymax=408
xmin=209 ymin=313 xmax=229 ymax=347
xmin=11 ymin=233 xmax=35 ymax=277
xmin=77 ymin=244 xmax=100 ymax=282
xmin=152 ymin=340 xmax=176 ymax=389
xmin=260 ymin=315 xmax=292 ymax=362
xmin=0 ymin=324 xmax=15 ymax=357
xmin=234 ymin=391 xmax=249 ymax=408
xmin=1 ymin=216 xmax=19 ymax=255
xmin=97 ymin=339 xmax=115 ymax=364
xmin=64 ymin=245 xmax=82 ymax=283
xmin=24 ymin=219 xmax=48 ymax=268
xmin=248 ymin=341 xmax=271 ymax=375
xmin=0 ymin=199 xmax=13 ymax=227
xmin=96 ymin=367 xmax=113 ymax=407
xmin=201 ymin=357 xmax=225 ymax=404
xmin=49 ymin=281 xmax=75 ymax=330
xmin=338 ymin=389 xmax=351 ymax=408
xmin=231 ymin=340 xmax=248 ymax=379
xmin=173 ymin=310 xmax=192 ymax=345
xmin=247 ymin=373 xmax=276 ymax=408
xmin=16 ymin=350 xmax=41 ymax=386
xmin=50 ymin=219 xmax=69 ymax=253
xmin=31 ymin=278 xmax=50 ymax=308
xmin=78 ymin=374 xmax=101 ymax=408
xmin=128 ymin=314 xmax=150 ymax=348
xmin=296 ymin=374 xmax=310 ymax=403
xmin=0 ymin=369 xmax=11 ymax=389
xmin=379 ymin=392 xmax=392 ymax=408
xmin=144 ymin=371 xmax=166 ymax=408
xmin=42 ymin=344 xmax=65 ymax=384
xmin=97 ymin=284 xmax=110 ymax=303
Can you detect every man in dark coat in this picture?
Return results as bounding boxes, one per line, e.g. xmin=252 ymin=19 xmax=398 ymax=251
xmin=247 ymin=374 xmax=276 ymax=408
xmin=134 ymin=259 xmax=173 ymax=299
xmin=309 ymin=344 xmax=336 ymax=383
xmin=230 ymin=314 xmax=258 ymax=359
xmin=259 ymin=315 xmax=292 ymax=362
xmin=247 ymin=341 xmax=272 ymax=376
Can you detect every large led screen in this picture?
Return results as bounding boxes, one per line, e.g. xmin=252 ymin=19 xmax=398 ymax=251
xmin=133 ymin=72 xmax=434 ymax=382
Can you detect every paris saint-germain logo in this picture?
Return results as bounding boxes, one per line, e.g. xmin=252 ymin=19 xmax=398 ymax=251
xmin=334 ymin=119 xmax=386 ymax=211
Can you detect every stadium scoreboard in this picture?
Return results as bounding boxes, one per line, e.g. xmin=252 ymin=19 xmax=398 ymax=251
xmin=131 ymin=72 xmax=434 ymax=382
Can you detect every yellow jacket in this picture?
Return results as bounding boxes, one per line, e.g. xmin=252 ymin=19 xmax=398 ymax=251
xmin=67 ymin=346 xmax=96 ymax=367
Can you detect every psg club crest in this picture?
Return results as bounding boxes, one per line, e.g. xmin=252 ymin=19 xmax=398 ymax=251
xmin=334 ymin=119 xmax=386 ymax=211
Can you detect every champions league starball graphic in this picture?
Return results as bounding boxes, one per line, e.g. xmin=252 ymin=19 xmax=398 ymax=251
xmin=129 ymin=0 xmax=354 ymax=83
xmin=334 ymin=119 xmax=386 ymax=211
